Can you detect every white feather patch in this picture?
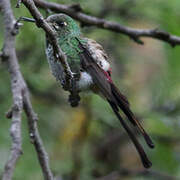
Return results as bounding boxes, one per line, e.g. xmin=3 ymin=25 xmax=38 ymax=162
xmin=78 ymin=72 xmax=93 ymax=90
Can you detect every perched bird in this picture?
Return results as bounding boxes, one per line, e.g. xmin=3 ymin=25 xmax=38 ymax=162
xmin=45 ymin=14 xmax=154 ymax=168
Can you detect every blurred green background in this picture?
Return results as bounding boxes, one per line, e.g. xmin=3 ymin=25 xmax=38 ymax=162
xmin=0 ymin=0 xmax=180 ymax=179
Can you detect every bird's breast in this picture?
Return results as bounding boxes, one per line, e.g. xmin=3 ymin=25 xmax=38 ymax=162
xmin=45 ymin=43 xmax=66 ymax=85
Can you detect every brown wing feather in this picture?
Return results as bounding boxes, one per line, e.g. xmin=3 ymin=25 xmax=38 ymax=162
xmin=79 ymin=47 xmax=114 ymax=101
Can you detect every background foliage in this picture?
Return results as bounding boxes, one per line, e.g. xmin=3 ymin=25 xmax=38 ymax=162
xmin=0 ymin=0 xmax=180 ymax=179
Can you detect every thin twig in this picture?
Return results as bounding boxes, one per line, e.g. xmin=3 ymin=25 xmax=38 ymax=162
xmin=34 ymin=0 xmax=180 ymax=47
xmin=22 ymin=0 xmax=74 ymax=90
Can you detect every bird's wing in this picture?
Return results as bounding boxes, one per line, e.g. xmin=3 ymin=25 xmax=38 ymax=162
xmin=79 ymin=38 xmax=153 ymax=147
xmin=76 ymin=37 xmax=153 ymax=168
xmin=78 ymin=38 xmax=114 ymax=101
xmin=85 ymin=38 xmax=130 ymax=105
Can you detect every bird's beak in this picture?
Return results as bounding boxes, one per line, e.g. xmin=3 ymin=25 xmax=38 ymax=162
xmin=17 ymin=17 xmax=36 ymax=23
xmin=17 ymin=17 xmax=53 ymax=28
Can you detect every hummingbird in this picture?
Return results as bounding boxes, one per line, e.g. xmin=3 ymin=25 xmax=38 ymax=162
xmin=45 ymin=14 xmax=154 ymax=168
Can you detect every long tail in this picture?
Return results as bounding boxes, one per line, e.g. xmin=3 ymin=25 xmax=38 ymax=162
xmin=108 ymin=100 xmax=152 ymax=168
xmin=110 ymin=83 xmax=154 ymax=149
xmin=76 ymin=38 xmax=153 ymax=168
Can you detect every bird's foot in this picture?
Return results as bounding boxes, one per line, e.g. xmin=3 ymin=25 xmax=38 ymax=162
xmin=68 ymin=76 xmax=81 ymax=107
xmin=68 ymin=93 xmax=80 ymax=107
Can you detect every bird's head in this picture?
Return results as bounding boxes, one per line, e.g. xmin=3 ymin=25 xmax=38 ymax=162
xmin=46 ymin=14 xmax=81 ymax=37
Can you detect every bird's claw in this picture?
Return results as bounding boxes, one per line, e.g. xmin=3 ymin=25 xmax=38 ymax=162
xmin=68 ymin=93 xmax=80 ymax=107
xmin=68 ymin=77 xmax=80 ymax=107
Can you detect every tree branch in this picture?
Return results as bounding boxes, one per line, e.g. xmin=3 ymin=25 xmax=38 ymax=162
xmin=0 ymin=0 xmax=54 ymax=179
xmin=22 ymin=0 xmax=74 ymax=90
xmin=34 ymin=0 xmax=180 ymax=47
xmin=0 ymin=0 xmax=24 ymax=179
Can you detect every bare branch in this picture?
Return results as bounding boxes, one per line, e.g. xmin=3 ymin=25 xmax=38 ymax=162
xmin=0 ymin=0 xmax=54 ymax=179
xmin=0 ymin=0 xmax=24 ymax=179
xmin=34 ymin=0 xmax=180 ymax=47
xmin=22 ymin=0 xmax=74 ymax=90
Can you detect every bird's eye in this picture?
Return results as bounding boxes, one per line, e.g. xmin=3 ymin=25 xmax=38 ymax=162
xmin=57 ymin=21 xmax=65 ymax=27
xmin=57 ymin=21 xmax=67 ymax=27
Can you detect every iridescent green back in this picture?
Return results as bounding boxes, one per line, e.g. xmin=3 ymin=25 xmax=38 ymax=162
xmin=58 ymin=37 xmax=87 ymax=73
